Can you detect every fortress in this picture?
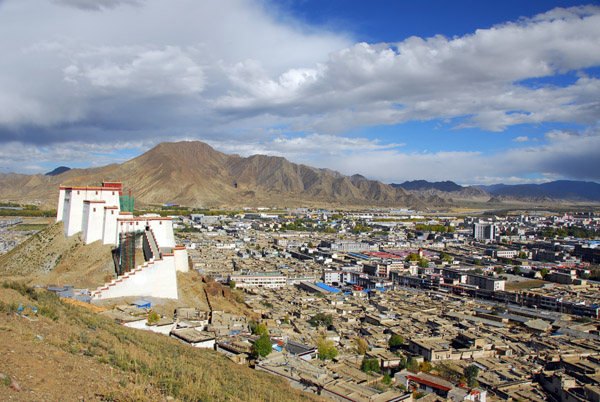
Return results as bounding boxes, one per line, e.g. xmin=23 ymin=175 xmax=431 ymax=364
xmin=56 ymin=181 xmax=188 ymax=300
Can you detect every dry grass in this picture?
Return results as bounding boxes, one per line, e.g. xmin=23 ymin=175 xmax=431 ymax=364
xmin=0 ymin=281 xmax=322 ymax=402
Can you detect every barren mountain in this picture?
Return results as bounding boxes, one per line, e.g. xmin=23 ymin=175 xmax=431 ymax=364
xmin=391 ymin=180 xmax=489 ymax=201
xmin=0 ymin=141 xmax=445 ymax=209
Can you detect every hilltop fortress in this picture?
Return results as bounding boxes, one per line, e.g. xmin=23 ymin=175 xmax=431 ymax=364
xmin=56 ymin=181 xmax=188 ymax=300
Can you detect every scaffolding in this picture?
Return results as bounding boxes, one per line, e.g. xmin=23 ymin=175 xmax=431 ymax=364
xmin=119 ymin=195 xmax=134 ymax=213
xmin=116 ymin=231 xmax=143 ymax=276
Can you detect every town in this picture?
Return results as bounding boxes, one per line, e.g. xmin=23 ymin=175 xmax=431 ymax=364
xmin=5 ymin=201 xmax=599 ymax=402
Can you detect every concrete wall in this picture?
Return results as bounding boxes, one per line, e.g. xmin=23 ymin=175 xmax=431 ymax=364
xmin=148 ymin=219 xmax=176 ymax=248
xmin=174 ymin=245 xmax=189 ymax=272
xmin=93 ymin=256 xmax=179 ymax=300
xmin=103 ymin=207 xmax=119 ymax=245
xmin=82 ymin=201 xmax=105 ymax=244
xmin=56 ymin=187 xmax=65 ymax=222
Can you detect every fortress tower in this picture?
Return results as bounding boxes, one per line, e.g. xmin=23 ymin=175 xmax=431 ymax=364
xmin=56 ymin=181 xmax=188 ymax=300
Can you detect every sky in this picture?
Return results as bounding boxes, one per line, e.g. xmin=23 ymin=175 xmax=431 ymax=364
xmin=1 ymin=0 xmax=599 ymax=185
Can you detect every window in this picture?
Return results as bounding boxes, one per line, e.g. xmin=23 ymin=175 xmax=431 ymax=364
xmin=93 ymin=208 xmax=96 ymax=212
xmin=77 ymin=191 xmax=80 ymax=195
xmin=111 ymin=211 xmax=114 ymax=215
xmin=95 ymin=191 xmax=98 ymax=195
xmin=112 ymin=191 xmax=115 ymax=195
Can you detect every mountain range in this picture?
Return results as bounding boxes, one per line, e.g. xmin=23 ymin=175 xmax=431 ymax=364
xmin=0 ymin=141 xmax=598 ymax=208
xmin=0 ymin=142 xmax=444 ymax=209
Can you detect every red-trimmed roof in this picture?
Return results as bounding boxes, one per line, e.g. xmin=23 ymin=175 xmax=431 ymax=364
xmin=407 ymin=375 xmax=452 ymax=392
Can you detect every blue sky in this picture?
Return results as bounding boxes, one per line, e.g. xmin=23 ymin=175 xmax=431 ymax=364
xmin=0 ymin=0 xmax=599 ymax=185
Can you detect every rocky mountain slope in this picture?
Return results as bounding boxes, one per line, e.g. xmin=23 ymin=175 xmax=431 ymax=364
xmin=391 ymin=180 xmax=488 ymax=201
xmin=0 ymin=141 xmax=446 ymax=209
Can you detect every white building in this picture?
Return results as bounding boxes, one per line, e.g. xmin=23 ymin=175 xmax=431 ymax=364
xmin=228 ymin=273 xmax=287 ymax=289
xmin=473 ymin=223 xmax=495 ymax=241
xmin=56 ymin=182 xmax=188 ymax=300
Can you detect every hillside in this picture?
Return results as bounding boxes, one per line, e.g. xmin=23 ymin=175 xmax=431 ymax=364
xmin=0 ymin=222 xmax=115 ymax=289
xmin=476 ymin=180 xmax=600 ymax=202
xmin=391 ymin=180 xmax=488 ymax=201
xmin=0 ymin=282 xmax=321 ymax=402
xmin=0 ymin=141 xmax=439 ymax=209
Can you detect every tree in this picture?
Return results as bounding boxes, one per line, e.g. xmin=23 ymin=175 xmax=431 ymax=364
xmin=361 ymin=357 xmax=380 ymax=374
xmin=307 ymin=241 xmax=314 ymax=248
xmin=253 ymin=323 xmax=269 ymax=337
xmin=494 ymin=266 xmax=505 ymax=274
xmin=540 ymin=268 xmax=549 ymax=278
xmin=317 ymin=336 xmax=338 ymax=361
xmin=388 ymin=334 xmax=404 ymax=349
xmin=418 ymin=258 xmax=429 ymax=268
xmin=513 ymin=266 xmax=521 ymax=275
xmin=405 ymin=253 xmax=420 ymax=262
xmin=419 ymin=361 xmax=432 ymax=372
xmin=147 ymin=311 xmax=159 ymax=324
xmin=440 ymin=252 xmax=452 ymax=263
xmin=406 ymin=356 xmax=418 ymax=371
xmin=252 ymin=334 xmax=272 ymax=358
xmin=308 ymin=313 xmax=333 ymax=328
xmin=229 ymin=280 xmax=236 ymax=289
xmin=518 ymin=251 xmax=528 ymax=259
xmin=473 ymin=259 xmax=483 ymax=266
xmin=284 ymin=314 xmax=290 ymax=324
xmin=464 ymin=364 xmax=479 ymax=387
xmin=353 ymin=337 xmax=369 ymax=355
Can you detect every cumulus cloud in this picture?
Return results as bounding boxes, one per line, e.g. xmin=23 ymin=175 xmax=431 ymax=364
xmin=54 ymin=0 xmax=143 ymax=11
xmin=0 ymin=1 xmax=599 ymax=184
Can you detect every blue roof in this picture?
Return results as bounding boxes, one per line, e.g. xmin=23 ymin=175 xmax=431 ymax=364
xmin=131 ymin=299 xmax=152 ymax=307
xmin=315 ymin=282 xmax=340 ymax=293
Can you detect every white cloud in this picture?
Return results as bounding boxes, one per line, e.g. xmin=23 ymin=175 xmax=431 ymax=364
xmin=0 ymin=1 xmax=599 ymax=185
xmin=54 ymin=0 xmax=143 ymax=11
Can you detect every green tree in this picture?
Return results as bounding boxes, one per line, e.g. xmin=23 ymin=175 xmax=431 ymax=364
xmin=253 ymin=323 xmax=269 ymax=337
xmin=308 ymin=313 xmax=333 ymax=328
xmin=252 ymin=334 xmax=272 ymax=358
xmin=229 ymin=280 xmax=236 ymax=289
xmin=147 ymin=311 xmax=159 ymax=324
xmin=317 ymin=336 xmax=338 ymax=361
xmin=513 ymin=266 xmax=521 ymax=275
xmin=361 ymin=357 xmax=380 ymax=374
xmin=307 ymin=241 xmax=314 ymax=248
xmin=284 ymin=314 xmax=290 ymax=324
xmin=419 ymin=361 xmax=432 ymax=372
xmin=518 ymin=251 xmax=528 ymax=259
xmin=540 ymin=268 xmax=549 ymax=278
xmin=353 ymin=337 xmax=369 ymax=355
xmin=418 ymin=258 xmax=429 ymax=268
xmin=406 ymin=356 xmax=418 ymax=371
xmin=464 ymin=364 xmax=479 ymax=387
xmin=388 ymin=334 xmax=404 ymax=348
xmin=440 ymin=252 xmax=452 ymax=263
xmin=473 ymin=259 xmax=483 ymax=266
xmin=494 ymin=266 xmax=505 ymax=274
xmin=382 ymin=373 xmax=392 ymax=385
xmin=405 ymin=253 xmax=420 ymax=262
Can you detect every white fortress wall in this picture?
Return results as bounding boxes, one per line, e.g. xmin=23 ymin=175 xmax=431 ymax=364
xmin=93 ymin=257 xmax=179 ymax=300
xmin=147 ymin=218 xmax=176 ymax=248
xmin=174 ymin=245 xmax=189 ymax=272
xmin=82 ymin=200 xmax=105 ymax=244
xmin=56 ymin=187 xmax=66 ymax=222
xmin=102 ymin=206 xmax=119 ymax=245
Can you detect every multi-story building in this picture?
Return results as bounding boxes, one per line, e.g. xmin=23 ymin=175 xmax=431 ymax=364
xmin=228 ymin=272 xmax=287 ymax=289
xmin=473 ymin=223 xmax=495 ymax=241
